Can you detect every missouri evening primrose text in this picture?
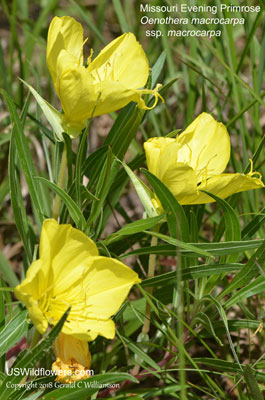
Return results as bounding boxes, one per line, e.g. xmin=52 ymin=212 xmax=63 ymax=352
xmin=140 ymin=2 xmax=261 ymax=38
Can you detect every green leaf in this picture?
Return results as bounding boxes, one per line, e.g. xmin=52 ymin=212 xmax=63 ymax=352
xmin=42 ymin=373 xmax=138 ymax=399
xmin=100 ymin=153 xmax=146 ymax=233
xmin=200 ymin=295 xmax=241 ymax=368
xmin=244 ymin=365 xmax=264 ymax=400
xmin=144 ymin=231 xmax=213 ymax=258
xmin=69 ymin=0 xmax=106 ymax=44
xmin=105 ymin=215 xmax=165 ymax=245
xmin=224 ymin=275 xmax=265 ymax=309
xmin=75 ymin=130 xmax=88 ymax=208
xmin=242 ymin=207 xmax=265 ymax=239
xmin=203 ymin=39 xmax=265 ymax=108
xmin=104 ymin=103 xmax=145 ymax=160
xmin=23 ymin=390 xmax=45 ymax=400
xmin=8 ymin=129 xmax=33 ymax=263
xmin=151 ymin=51 xmax=166 ymax=88
xmin=19 ymin=79 xmax=65 ymax=141
xmin=201 ymin=190 xmax=241 ymax=242
xmin=122 ymin=161 xmax=158 ymax=218
xmin=0 ymin=310 xmax=28 ymax=359
xmin=142 ymin=169 xmax=189 ymax=241
xmin=141 ymin=263 xmax=243 ymax=287
xmin=0 ymin=133 xmax=11 ymax=147
xmin=219 ymin=240 xmax=265 ymax=299
xmin=86 ymin=149 xmax=120 ymax=232
xmin=0 ymin=250 xmax=19 ymax=287
xmin=122 ymin=240 xmax=264 ymax=258
xmin=1 ymin=89 xmax=46 ymax=226
xmin=194 ymin=312 xmax=223 ymax=346
xmin=201 ymin=319 xmax=260 ymax=336
xmin=35 ymin=177 xmax=86 ymax=229
xmin=83 ymin=145 xmax=109 ymax=184
xmin=113 ymin=0 xmax=129 ymax=32
xmin=120 ymin=335 xmax=161 ymax=373
xmin=192 ymin=358 xmax=248 ymax=374
xmin=0 ymin=309 xmax=69 ymax=400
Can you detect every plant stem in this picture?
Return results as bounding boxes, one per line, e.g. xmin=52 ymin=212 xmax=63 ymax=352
xmin=30 ymin=328 xmax=41 ymax=349
xmin=53 ymin=142 xmax=67 ymax=220
xmin=133 ymin=224 xmax=160 ymax=376
xmin=142 ymin=231 xmax=158 ymax=335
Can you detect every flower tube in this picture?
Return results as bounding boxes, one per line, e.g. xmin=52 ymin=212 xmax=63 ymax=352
xmin=52 ymin=333 xmax=92 ymax=383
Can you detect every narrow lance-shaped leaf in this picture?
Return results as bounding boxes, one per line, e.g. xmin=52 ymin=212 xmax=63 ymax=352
xmin=1 ymin=89 xmax=47 ymax=226
xmin=0 ymin=310 xmax=28 ymax=359
xmin=0 ymin=309 xmax=70 ymax=400
xmin=19 ymin=79 xmax=65 ymax=141
xmin=121 ymin=161 xmax=158 ymax=218
xmin=121 ymin=240 xmax=264 ymax=258
xmin=219 ymin=240 xmax=265 ymax=299
xmin=35 ymin=177 xmax=86 ymax=229
xmin=42 ymin=373 xmax=138 ymax=400
xmin=201 ymin=190 xmax=241 ymax=242
xmin=142 ymin=169 xmax=190 ymax=242
xmin=104 ymin=214 xmax=165 ymax=245
xmin=8 ymin=130 xmax=33 ymax=263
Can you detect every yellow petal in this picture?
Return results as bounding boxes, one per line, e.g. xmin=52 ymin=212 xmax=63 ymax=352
xmin=62 ymin=318 xmax=116 ymax=342
xmin=14 ymin=220 xmax=140 ymax=342
xmin=176 ymin=113 xmax=230 ymax=179
xmin=157 ymin=141 xmax=183 ymax=181
xmin=91 ymin=80 xmax=143 ymax=117
xmin=40 ymin=219 xmax=98 ymax=262
xmin=46 ymin=256 xmax=140 ymax=340
xmin=57 ymin=64 xmax=97 ymax=129
xmin=89 ymin=81 xmax=161 ymax=117
xmin=46 ymin=18 xmax=162 ymax=134
xmin=186 ymin=173 xmax=265 ymax=205
xmin=174 ymin=174 xmax=264 ymax=204
xmin=144 ymin=137 xmax=176 ymax=176
xmin=46 ymin=16 xmax=84 ymax=91
xmin=14 ymin=260 xmax=48 ymax=334
xmin=162 ymin=163 xmax=198 ymax=204
xmin=88 ymin=33 xmax=149 ymax=89
xmin=202 ymin=172 xmax=264 ymax=200
xmin=79 ymin=257 xmax=141 ymax=319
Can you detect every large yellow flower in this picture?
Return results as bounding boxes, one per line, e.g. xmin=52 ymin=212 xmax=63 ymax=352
xmin=52 ymin=333 xmax=92 ymax=383
xmin=46 ymin=16 xmax=163 ymax=136
xmin=14 ymin=219 xmax=140 ymax=341
xmin=144 ymin=113 xmax=264 ymax=205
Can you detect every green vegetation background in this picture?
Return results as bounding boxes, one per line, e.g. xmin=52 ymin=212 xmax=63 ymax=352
xmin=0 ymin=0 xmax=265 ymax=399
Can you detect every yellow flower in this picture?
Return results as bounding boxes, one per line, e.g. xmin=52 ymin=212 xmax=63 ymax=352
xmin=46 ymin=16 xmax=163 ymax=136
xmin=144 ymin=113 xmax=264 ymax=205
xmin=14 ymin=219 xmax=140 ymax=341
xmin=52 ymin=333 xmax=92 ymax=383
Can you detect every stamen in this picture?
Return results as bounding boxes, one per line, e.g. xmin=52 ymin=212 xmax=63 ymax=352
xmin=111 ymin=53 xmax=118 ymax=81
xmin=87 ymin=48 xmax=94 ymax=66
xmin=185 ymin=143 xmax=192 ymax=165
xmin=247 ymin=158 xmax=262 ymax=179
xmin=96 ymin=69 xmax=101 ymax=82
xmin=104 ymin=61 xmax=112 ymax=80
xmin=138 ymin=84 xmax=164 ymax=110
xmin=78 ymin=38 xmax=88 ymax=66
